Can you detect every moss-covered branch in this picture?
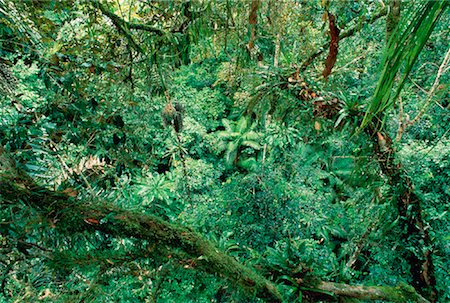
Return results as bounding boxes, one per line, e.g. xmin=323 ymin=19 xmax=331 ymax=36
xmin=0 ymin=148 xmax=430 ymax=303
xmin=316 ymin=281 xmax=429 ymax=303
xmin=92 ymin=0 xmax=165 ymax=36
xmin=92 ymin=0 xmax=145 ymax=53
xmin=0 ymin=153 xmax=282 ymax=302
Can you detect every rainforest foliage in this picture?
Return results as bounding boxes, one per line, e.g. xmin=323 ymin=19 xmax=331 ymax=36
xmin=0 ymin=1 xmax=449 ymax=302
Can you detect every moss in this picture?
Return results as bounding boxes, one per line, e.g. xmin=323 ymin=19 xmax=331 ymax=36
xmin=0 ymin=175 xmax=283 ymax=302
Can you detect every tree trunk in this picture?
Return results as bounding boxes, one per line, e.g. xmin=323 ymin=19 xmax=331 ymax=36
xmin=179 ymin=0 xmax=192 ymax=66
xmin=247 ymin=0 xmax=260 ymax=51
xmin=300 ymin=7 xmax=388 ymax=72
xmin=366 ymin=125 xmax=437 ymax=302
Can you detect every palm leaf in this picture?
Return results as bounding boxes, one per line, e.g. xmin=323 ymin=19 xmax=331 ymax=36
xmin=236 ymin=116 xmax=249 ymax=132
xmin=225 ymin=141 xmax=239 ymax=164
xmin=242 ymin=140 xmax=261 ymax=150
xmin=243 ymin=131 xmax=261 ymax=141
xmin=360 ymin=1 xmax=448 ymax=130
xmin=221 ymin=118 xmax=234 ymax=132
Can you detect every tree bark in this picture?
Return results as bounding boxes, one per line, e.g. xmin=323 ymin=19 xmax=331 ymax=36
xmin=247 ymin=0 xmax=260 ymax=51
xmin=0 ymin=153 xmax=282 ymax=302
xmin=316 ymin=281 xmax=429 ymax=303
xmin=322 ymin=13 xmax=340 ymax=79
xmin=386 ymin=0 xmax=401 ymax=42
xmin=366 ymin=125 xmax=437 ymax=302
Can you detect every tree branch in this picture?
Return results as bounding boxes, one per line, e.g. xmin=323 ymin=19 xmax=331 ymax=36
xmin=126 ymin=21 xmax=166 ymax=36
xmin=0 ymin=154 xmax=283 ymax=302
xmin=0 ymin=148 xmax=430 ymax=303
xmin=407 ymin=47 xmax=450 ymax=127
xmin=92 ymin=0 xmax=146 ymax=53
xmin=316 ymin=281 xmax=429 ymax=303
xmin=92 ymin=1 xmax=168 ymax=36
xmin=92 ymin=0 xmax=163 ymax=35
xmin=300 ymin=7 xmax=388 ymax=72
xmin=366 ymin=125 xmax=437 ymax=301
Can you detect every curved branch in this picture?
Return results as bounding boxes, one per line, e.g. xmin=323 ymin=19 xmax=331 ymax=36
xmin=92 ymin=0 xmax=167 ymax=36
xmin=127 ymin=21 xmax=166 ymax=35
xmin=92 ymin=0 xmax=145 ymax=53
xmin=0 ymin=148 xmax=430 ymax=303
xmin=0 ymin=156 xmax=283 ymax=302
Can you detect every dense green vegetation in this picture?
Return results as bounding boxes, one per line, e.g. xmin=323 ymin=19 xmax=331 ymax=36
xmin=0 ymin=1 xmax=448 ymax=302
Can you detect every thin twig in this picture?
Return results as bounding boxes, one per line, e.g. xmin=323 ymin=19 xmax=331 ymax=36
xmin=332 ymin=54 xmax=365 ymax=74
xmin=408 ymin=47 xmax=450 ymax=127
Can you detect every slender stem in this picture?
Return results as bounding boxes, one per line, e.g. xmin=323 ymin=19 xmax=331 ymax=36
xmin=407 ymin=47 xmax=450 ymax=127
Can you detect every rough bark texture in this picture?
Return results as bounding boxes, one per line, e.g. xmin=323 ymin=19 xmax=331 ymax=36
xmin=247 ymin=0 xmax=260 ymax=51
xmin=317 ymin=281 xmax=429 ymax=303
xmin=322 ymin=13 xmax=340 ymax=79
xmin=0 ymin=156 xmax=281 ymax=302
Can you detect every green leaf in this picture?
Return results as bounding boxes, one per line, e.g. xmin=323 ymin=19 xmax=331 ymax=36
xmin=361 ymin=1 xmax=449 ymax=130
xmin=241 ymin=140 xmax=261 ymax=150
xmin=237 ymin=157 xmax=258 ymax=170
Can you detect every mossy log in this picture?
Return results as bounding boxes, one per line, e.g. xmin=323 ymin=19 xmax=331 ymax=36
xmin=0 ymin=148 xmax=429 ymax=303
xmin=316 ymin=281 xmax=429 ymax=303
xmin=0 ymin=150 xmax=282 ymax=302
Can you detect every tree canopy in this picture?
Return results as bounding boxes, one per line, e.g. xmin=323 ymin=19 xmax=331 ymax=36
xmin=0 ymin=1 xmax=449 ymax=302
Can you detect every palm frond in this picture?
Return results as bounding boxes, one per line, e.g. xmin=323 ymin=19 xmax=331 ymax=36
xmin=360 ymin=1 xmax=448 ymax=130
